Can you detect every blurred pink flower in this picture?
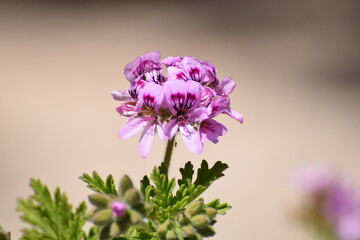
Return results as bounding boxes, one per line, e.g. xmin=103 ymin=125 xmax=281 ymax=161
xmin=297 ymin=166 xmax=360 ymax=240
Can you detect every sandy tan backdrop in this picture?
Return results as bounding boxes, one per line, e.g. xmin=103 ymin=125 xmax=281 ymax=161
xmin=0 ymin=0 xmax=359 ymax=239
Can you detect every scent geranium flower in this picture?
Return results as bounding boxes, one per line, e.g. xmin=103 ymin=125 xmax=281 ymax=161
xmin=296 ymin=166 xmax=360 ymax=240
xmin=112 ymin=51 xmax=243 ymax=157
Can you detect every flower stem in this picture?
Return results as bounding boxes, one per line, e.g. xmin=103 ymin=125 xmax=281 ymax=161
xmin=162 ymin=136 xmax=176 ymax=176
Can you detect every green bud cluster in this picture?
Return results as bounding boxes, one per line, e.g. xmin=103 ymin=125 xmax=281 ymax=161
xmin=87 ymin=175 xmax=148 ymax=240
xmin=156 ymin=199 xmax=218 ymax=240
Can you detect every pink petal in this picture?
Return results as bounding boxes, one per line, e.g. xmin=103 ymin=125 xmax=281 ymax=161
xmin=224 ymin=108 xmax=243 ymax=123
xmin=207 ymin=96 xmax=230 ymax=118
xmin=190 ymin=107 xmax=209 ymax=122
xmin=118 ymin=118 xmax=147 ymax=139
xmin=138 ymin=124 xmax=155 ymax=158
xmin=200 ymin=118 xmax=227 ymax=143
xmin=179 ymin=125 xmax=203 ymax=154
xmin=165 ymin=118 xmax=179 ymax=140
xmin=156 ymin=122 xmax=167 ymax=141
xmin=140 ymin=51 xmax=161 ymax=62
xmin=111 ymin=90 xmax=132 ymax=101
xmin=124 ymin=57 xmax=141 ymax=82
xmin=218 ymin=77 xmax=235 ymax=95
xmin=161 ymin=56 xmax=182 ymax=67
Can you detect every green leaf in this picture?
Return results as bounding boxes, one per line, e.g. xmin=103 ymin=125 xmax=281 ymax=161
xmin=194 ymin=160 xmax=229 ymax=189
xmin=177 ymin=161 xmax=194 ymax=187
xmin=140 ymin=175 xmax=151 ymax=198
xmin=17 ymin=179 xmax=98 ymax=240
xmin=79 ymin=171 xmax=117 ymax=195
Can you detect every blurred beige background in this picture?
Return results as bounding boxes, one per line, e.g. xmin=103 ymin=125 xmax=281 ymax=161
xmin=1 ymin=0 xmax=359 ymax=239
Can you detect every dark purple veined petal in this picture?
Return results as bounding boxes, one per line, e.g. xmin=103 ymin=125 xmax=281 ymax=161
xmin=182 ymin=57 xmax=205 ymax=82
xmin=145 ymin=70 xmax=162 ymax=84
xmin=167 ymin=67 xmax=189 ymax=81
xmin=139 ymin=82 xmax=164 ymax=113
xmin=124 ymin=51 xmax=161 ymax=82
xmin=128 ymin=79 xmax=146 ymax=99
xmin=163 ymin=80 xmax=201 ymax=115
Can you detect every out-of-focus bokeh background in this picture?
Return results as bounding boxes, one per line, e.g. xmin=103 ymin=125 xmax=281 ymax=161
xmin=1 ymin=0 xmax=359 ymax=239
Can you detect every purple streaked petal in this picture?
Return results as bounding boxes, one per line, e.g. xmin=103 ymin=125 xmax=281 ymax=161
xmin=140 ymin=82 xmax=164 ymax=112
xmin=118 ymin=117 xmax=147 ymax=139
xmin=200 ymin=118 xmax=227 ymax=143
xmin=128 ymin=79 xmax=146 ymax=99
xmin=165 ymin=118 xmax=179 ymax=140
xmin=182 ymin=56 xmax=205 ymax=82
xmin=163 ymin=80 xmax=201 ymax=114
xmin=111 ymin=90 xmax=132 ymax=101
xmin=179 ymin=125 xmax=203 ymax=154
xmin=218 ymin=77 xmax=236 ymax=95
xmin=124 ymin=51 xmax=161 ymax=82
xmin=167 ymin=67 xmax=188 ymax=81
xmin=224 ymin=108 xmax=243 ymax=123
xmin=138 ymin=124 xmax=155 ymax=158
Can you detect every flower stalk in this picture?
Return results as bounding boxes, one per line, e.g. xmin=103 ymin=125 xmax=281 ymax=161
xmin=162 ymin=136 xmax=176 ymax=176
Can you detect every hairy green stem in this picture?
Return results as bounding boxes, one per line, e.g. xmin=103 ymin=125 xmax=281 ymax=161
xmin=162 ymin=136 xmax=176 ymax=176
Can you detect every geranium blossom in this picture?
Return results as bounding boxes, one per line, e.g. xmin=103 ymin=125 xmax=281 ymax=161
xmin=296 ymin=166 xmax=360 ymax=240
xmin=112 ymin=51 xmax=243 ymax=157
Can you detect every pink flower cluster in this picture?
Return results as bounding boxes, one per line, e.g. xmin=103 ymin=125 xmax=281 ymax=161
xmin=112 ymin=51 xmax=243 ymax=158
xmin=297 ymin=166 xmax=360 ymax=240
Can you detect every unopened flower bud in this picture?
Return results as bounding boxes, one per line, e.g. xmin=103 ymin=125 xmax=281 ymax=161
xmin=198 ymin=225 xmax=216 ymax=237
xmin=181 ymin=225 xmax=196 ymax=237
xmin=111 ymin=201 xmax=126 ymax=218
xmin=156 ymin=222 xmax=169 ymax=236
xmin=119 ymin=175 xmax=133 ymax=196
xmin=88 ymin=194 xmax=111 ymax=208
xmin=128 ymin=209 xmax=142 ymax=224
xmin=190 ymin=214 xmax=209 ymax=228
xmin=185 ymin=200 xmax=204 ymax=217
xmin=204 ymin=207 xmax=217 ymax=219
xmin=123 ymin=188 xmax=142 ymax=207
xmin=99 ymin=226 xmax=111 ymax=240
xmin=165 ymin=230 xmax=177 ymax=240
xmin=109 ymin=222 xmax=121 ymax=237
xmin=175 ymin=212 xmax=187 ymax=224
xmin=92 ymin=209 xmax=113 ymax=226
